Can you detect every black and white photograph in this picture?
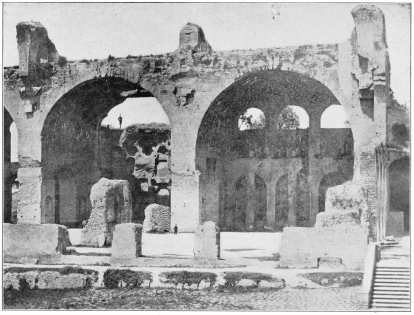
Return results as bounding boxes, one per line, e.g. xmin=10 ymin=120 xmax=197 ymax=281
xmin=2 ymin=2 xmax=411 ymax=311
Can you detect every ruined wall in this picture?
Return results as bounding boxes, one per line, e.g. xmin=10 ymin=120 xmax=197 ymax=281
xmin=119 ymin=123 xmax=171 ymax=224
xmin=3 ymin=5 xmax=401 ymax=232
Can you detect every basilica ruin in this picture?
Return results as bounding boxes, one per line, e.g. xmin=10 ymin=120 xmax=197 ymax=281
xmin=3 ymin=5 xmax=410 ymax=269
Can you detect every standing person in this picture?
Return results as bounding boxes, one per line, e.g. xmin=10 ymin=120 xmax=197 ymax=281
xmin=174 ymin=224 xmax=178 ymax=235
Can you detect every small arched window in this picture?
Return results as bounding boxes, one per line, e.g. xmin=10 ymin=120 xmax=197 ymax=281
xmin=277 ymin=105 xmax=309 ymax=130
xmin=321 ymin=105 xmax=351 ymax=128
xmin=238 ymin=108 xmax=265 ymax=131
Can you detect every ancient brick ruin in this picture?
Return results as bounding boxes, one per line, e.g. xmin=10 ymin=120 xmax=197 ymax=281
xmin=3 ymin=5 xmax=409 ymax=267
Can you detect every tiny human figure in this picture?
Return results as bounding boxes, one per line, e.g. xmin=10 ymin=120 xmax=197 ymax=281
xmin=118 ymin=113 xmax=123 ymax=129
xmin=174 ymin=224 xmax=178 ymax=235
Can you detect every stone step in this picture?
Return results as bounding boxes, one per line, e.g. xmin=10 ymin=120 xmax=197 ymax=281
xmin=372 ymin=299 xmax=410 ymax=304
xmin=371 ymin=302 xmax=410 ymax=309
xmin=375 ymin=275 xmax=410 ymax=279
xmin=373 ymin=295 xmax=410 ymax=300
xmin=376 ymin=270 xmax=410 ymax=274
xmin=377 ymin=268 xmax=410 ymax=272
xmin=373 ymin=287 xmax=410 ymax=292
xmin=374 ymin=278 xmax=410 ymax=284
xmin=377 ymin=262 xmax=410 ymax=268
xmin=374 ymin=284 xmax=410 ymax=288
xmin=370 ymin=308 xmax=410 ymax=311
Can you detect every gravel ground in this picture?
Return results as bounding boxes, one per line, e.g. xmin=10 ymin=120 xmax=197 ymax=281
xmin=4 ymin=286 xmax=365 ymax=311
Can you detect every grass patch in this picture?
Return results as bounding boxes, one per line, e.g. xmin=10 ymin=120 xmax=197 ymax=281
xmin=159 ymin=271 xmax=217 ymax=288
xmin=103 ymin=269 xmax=152 ymax=289
xmin=223 ymin=272 xmax=275 ymax=287
xmin=299 ymin=272 xmax=363 ymax=287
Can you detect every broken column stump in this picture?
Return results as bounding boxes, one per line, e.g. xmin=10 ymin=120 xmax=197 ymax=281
xmin=193 ymin=221 xmax=220 ymax=260
xmin=111 ymin=223 xmax=142 ymax=265
xmin=81 ymin=178 xmax=132 ymax=247
xmin=3 ymin=223 xmax=70 ymax=264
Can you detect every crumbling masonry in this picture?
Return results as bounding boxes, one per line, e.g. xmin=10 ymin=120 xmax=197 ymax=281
xmin=3 ymin=6 xmax=409 ymax=266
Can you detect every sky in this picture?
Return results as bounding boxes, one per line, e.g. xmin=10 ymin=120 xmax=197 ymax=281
xmin=101 ymin=98 xmax=170 ymax=128
xmin=4 ymin=3 xmax=410 ymax=161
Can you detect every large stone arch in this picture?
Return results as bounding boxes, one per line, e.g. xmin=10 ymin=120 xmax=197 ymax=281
xmin=38 ymin=76 xmax=172 ymax=226
xmin=196 ymin=69 xmax=356 ymax=228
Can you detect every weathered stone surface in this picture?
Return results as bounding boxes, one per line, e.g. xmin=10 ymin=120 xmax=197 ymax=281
xmin=279 ymin=226 xmax=368 ymax=270
xmin=3 ymin=223 xmax=69 ymax=264
xmin=179 ymin=23 xmax=212 ymax=53
xmin=81 ymin=178 xmax=132 ymax=247
xmin=325 ymin=181 xmax=368 ymax=213
xmin=3 ymin=271 xmax=39 ymax=290
xmin=194 ymin=221 xmax=220 ymax=260
xmin=324 ymin=181 xmax=370 ymax=230
xmin=111 ymin=223 xmax=143 ymax=263
xmin=314 ymin=210 xmax=361 ymax=228
xmin=36 ymin=272 xmax=86 ymax=289
xmin=3 ymin=270 xmax=96 ymax=290
xmin=143 ymin=204 xmax=171 ymax=233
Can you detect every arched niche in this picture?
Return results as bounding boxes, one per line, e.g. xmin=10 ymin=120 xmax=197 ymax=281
xmin=389 ymin=157 xmax=410 ymax=233
xmin=238 ymin=107 xmax=265 ymax=131
xmin=277 ymin=105 xmax=309 ymax=130
xmin=321 ymin=105 xmax=350 ymax=128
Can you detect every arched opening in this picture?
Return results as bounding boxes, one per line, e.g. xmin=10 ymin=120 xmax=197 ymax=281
xmin=234 ymin=175 xmax=248 ymax=231
xmin=318 ymin=172 xmax=350 ymax=213
xmin=41 ymin=77 xmax=172 ymax=237
xmin=277 ymin=105 xmax=309 ymax=130
xmin=238 ymin=108 xmax=265 ymax=130
xmin=3 ymin=108 xmax=19 ymax=223
xmin=275 ymin=174 xmax=288 ymax=230
xmin=321 ymin=105 xmax=351 ymax=128
xmin=320 ymin=105 xmax=354 ymax=159
xmin=388 ymin=157 xmax=410 ymax=234
xmin=231 ymin=173 xmax=267 ymax=231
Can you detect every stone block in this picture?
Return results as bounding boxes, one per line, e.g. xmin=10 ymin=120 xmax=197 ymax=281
xmin=325 ymin=182 xmax=368 ymax=214
xmin=143 ymin=204 xmax=171 ymax=233
xmin=37 ymin=272 xmax=89 ymax=289
xmin=193 ymin=221 xmax=220 ymax=260
xmin=3 ymin=223 xmax=69 ymax=264
xmin=387 ymin=211 xmax=404 ymax=237
xmin=111 ymin=223 xmax=142 ymax=263
xmin=279 ymin=226 xmax=368 ymax=270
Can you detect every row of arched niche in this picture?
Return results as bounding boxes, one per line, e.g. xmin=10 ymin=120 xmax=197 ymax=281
xmin=227 ymin=171 xmax=350 ymax=231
